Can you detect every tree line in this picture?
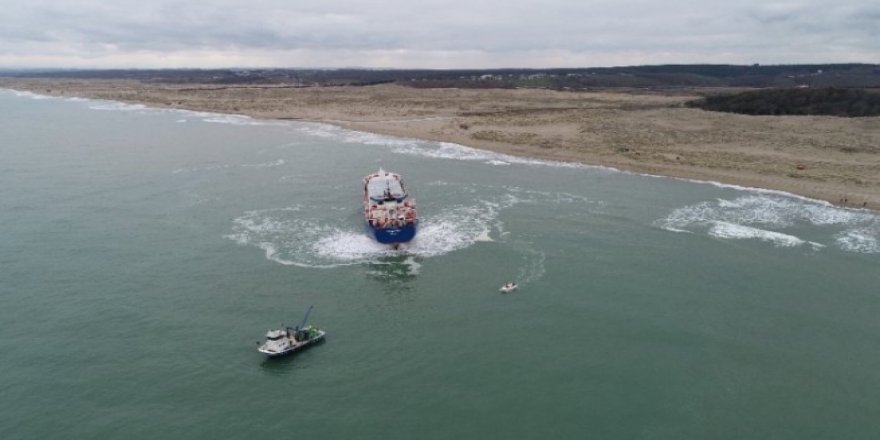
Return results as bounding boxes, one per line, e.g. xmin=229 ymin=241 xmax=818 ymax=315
xmin=689 ymin=88 xmax=880 ymax=117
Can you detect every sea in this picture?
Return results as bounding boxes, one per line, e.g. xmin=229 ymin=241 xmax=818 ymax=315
xmin=1 ymin=89 xmax=878 ymax=439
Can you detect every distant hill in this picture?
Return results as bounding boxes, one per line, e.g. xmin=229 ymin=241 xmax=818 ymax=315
xmin=689 ymin=87 xmax=880 ymax=117
xmin=5 ymin=64 xmax=880 ymax=89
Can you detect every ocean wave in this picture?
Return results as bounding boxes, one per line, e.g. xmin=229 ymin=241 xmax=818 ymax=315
xmin=505 ymin=186 xmax=604 ymax=206
xmin=88 ymin=102 xmax=147 ymax=111
xmin=172 ymin=159 xmax=285 ymax=174
xmin=657 ymin=195 xmax=879 ymax=253
xmin=708 ymin=221 xmax=824 ymax=249
xmin=389 ymin=140 xmax=606 ymax=170
xmin=835 ymin=229 xmax=879 ymax=254
xmin=1 ymin=89 xmax=52 ymax=100
xmin=172 ymin=164 xmax=231 ymax=174
xmin=293 ymin=122 xmax=618 ymax=171
xmin=201 ymin=114 xmax=288 ymax=127
xmin=485 ymin=160 xmax=511 ymax=166
xmin=241 ymin=159 xmax=286 ymax=168
xmin=426 ymin=181 xmax=603 ymax=207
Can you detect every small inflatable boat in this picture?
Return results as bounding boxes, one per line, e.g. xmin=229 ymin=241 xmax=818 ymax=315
xmin=499 ymin=282 xmax=518 ymax=293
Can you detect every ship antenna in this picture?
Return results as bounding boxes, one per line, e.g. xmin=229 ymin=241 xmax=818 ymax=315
xmin=298 ymin=305 xmax=314 ymax=330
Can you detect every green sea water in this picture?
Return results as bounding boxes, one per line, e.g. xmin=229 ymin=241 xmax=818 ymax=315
xmin=1 ymin=90 xmax=879 ymax=439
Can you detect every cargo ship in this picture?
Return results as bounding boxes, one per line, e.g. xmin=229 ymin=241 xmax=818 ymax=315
xmin=363 ymin=169 xmax=418 ymax=246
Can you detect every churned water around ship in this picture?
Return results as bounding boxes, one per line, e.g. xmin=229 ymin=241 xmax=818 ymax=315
xmin=1 ymin=90 xmax=879 ymax=439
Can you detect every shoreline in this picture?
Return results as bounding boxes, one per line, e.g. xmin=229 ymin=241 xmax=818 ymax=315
xmin=2 ymin=78 xmax=878 ymax=209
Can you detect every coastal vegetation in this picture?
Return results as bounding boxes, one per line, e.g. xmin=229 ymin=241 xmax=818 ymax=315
xmin=689 ymin=87 xmax=880 ymax=117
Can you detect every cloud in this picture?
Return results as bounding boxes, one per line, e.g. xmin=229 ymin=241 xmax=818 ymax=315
xmin=0 ymin=0 xmax=877 ymax=68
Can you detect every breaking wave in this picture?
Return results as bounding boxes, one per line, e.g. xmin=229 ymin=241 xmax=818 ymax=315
xmin=88 ymin=101 xmax=147 ymax=111
xmin=2 ymin=89 xmax=51 ymax=100
xmin=172 ymin=159 xmax=285 ymax=174
xmin=199 ymin=114 xmax=288 ymax=127
xmin=708 ymin=221 xmax=824 ymax=249
xmin=657 ymin=195 xmax=879 ymax=253
xmin=293 ymin=122 xmax=617 ymax=170
xmin=835 ymin=229 xmax=879 ymax=254
xmin=241 ymin=159 xmax=286 ymax=168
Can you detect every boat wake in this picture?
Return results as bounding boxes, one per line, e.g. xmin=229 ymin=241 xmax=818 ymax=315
xmin=225 ymin=194 xmax=518 ymax=269
xmin=515 ymin=244 xmax=547 ymax=286
xmin=172 ymin=159 xmax=286 ymax=174
xmin=657 ymin=195 xmax=879 ymax=253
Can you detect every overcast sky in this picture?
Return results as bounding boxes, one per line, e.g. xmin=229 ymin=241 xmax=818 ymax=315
xmin=1 ymin=0 xmax=877 ymax=69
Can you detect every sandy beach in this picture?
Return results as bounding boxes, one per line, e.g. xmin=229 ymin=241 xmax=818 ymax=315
xmin=3 ymin=77 xmax=878 ymax=208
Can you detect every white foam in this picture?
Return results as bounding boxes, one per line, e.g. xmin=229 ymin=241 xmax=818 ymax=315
xmin=173 ymin=159 xmax=284 ymax=173
xmin=658 ymin=195 xmax=879 ymax=253
xmin=404 ymin=201 xmax=510 ymax=257
xmin=313 ymin=231 xmax=394 ymax=261
xmin=485 ymin=160 xmax=511 ymax=166
xmin=291 ymin=122 xmax=619 ymax=172
xmin=172 ymin=163 xmax=231 ymax=174
xmin=836 ymin=229 xmax=879 ymax=254
xmin=403 ymin=256 xmax=422 ymax=275
xmin=2 ymin=89 xmax=51 ymax=100
xmin=241 ymin=159 xmax=285 ymax=168
xmin=389 ymin=140 xmax=608 ymax=170
xmin=225 ymin=191 xmax=520 ymax=268
xmin=663 ymin=227 xmax=693 ymax=234
xmin=708 ymin=221 xmax=823 ymax=249
xmin=475 ymin=231 xmax=494 ymax=242
xmin=88 ymin=101 xmax=146 ymax=111
xmin=516 ymin=246 xmax=547 ymax=285
xmin=505 ymin=186 xmax=604 ymax=206
xmin=701 ymin=180 xmax=835 ymax=205
xmin=224 ymin=206 xmax=359 ymax=268
xmin=200 ymin=114 xmax=288 ymax=126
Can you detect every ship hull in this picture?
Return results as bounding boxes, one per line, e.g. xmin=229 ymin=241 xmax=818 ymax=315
xmin=363 ymin=169 xmax=418 ymax=245
xmin=368 ymin=222 xmax=417 ymax=244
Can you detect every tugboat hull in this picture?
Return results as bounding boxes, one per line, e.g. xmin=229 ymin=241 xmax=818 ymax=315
xmin=261 ymin=335 xmax=325 ymax=358
xmin=258 ymin=329 xmax=326 ymax=358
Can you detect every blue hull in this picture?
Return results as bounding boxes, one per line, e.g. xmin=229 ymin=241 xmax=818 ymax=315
xmin=369 ymin=222 xmax=417 ymax=244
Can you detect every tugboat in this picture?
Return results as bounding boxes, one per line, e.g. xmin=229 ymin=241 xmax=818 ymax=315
xmin=257 ymin=306 xmax=326 ymax=358
xmin=364 ymin=169 xmax=418 ymax=247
